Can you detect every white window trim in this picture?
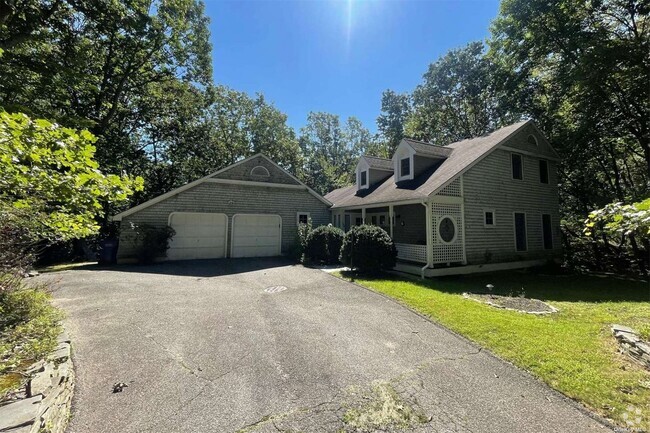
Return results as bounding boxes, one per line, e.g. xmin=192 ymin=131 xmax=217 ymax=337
xmin=511 ymin=152 xmax=524 ymax=181
xmin=539 ymin=159 xmax=549 ymax=184
xmin=398 ymin=156 xmax=414 ymax=181
xmin=513 ymin=212 xmax=528 ymax=252
xmin=527 ymin=134 xmax=538 ymax=146
xmin=296 ymin=212 xmax=310 ymax=225
xmin=250 ymin=165 xmax=270 ymax=177
xmin=483 ymin=209 xmax=496 ymax=228
xmin=437 ymin=215 xmax=458 ymax=245
xmin=360 ymin=169 xmax=369 ymax=188
xmin=541 ymin=213 xmax=553 ymax=250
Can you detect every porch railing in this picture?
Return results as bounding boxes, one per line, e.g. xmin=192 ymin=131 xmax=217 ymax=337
xmin=394 ymin=243 xmax=427 ymax=264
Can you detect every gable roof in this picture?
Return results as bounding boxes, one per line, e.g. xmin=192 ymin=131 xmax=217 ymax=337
xmin=361 ymin=155 xmax=393 ymax=171
xmin=325 ymin=120 xmax=533 ymax=209
xmin=112 ymin=153 xmax=331 ymax=221
xmin=401 ymin=138 xmax=453 ymax=159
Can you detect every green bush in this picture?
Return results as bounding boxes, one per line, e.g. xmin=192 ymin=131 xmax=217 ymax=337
xmin=291 ymin=220 xmax=313 ymax=261
xmin=340 ymin=225 xmax=397 ymax=274
xmin=130 ymin=223 xmax=175 ymax=264
xmin=304 ymin=225 xmax=344 ymax=264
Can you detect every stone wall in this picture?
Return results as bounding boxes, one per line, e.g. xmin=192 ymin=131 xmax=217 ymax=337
xmin=0 ymin=331 xmax=74 ymax=433
xmin=612 ymin=324 xmax=650 ymax=370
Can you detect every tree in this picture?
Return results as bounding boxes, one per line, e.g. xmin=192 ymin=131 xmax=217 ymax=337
xmin=406 ymin=42 xmax=514 ymax=145
xmin=0 ymin=0 xmax=213 ymax=176
xmin=299 ymin=112 xmax=375 ymax=194
xmin=0 ymin=111 xmax=143 ymax=242
xmin=376 ymin=90 xmax=411 ymax=154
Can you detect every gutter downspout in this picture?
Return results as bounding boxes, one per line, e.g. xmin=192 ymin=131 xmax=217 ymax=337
xmin=421 ymin=201 xmax=433 ymax=279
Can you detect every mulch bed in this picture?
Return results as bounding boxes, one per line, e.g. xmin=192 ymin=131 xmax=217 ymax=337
xmin=463 ymin=293 xmax=558 ymax=314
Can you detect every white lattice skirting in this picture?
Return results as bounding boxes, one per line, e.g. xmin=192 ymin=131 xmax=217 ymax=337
xmin=395 ymin=243 xmax=427 ymax=263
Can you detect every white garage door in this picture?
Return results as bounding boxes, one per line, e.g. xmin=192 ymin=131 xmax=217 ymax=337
xmin=167 ymin=212 xmax=228 ymax=260
xmin=231 ymin=214 xmax=282 ymax=258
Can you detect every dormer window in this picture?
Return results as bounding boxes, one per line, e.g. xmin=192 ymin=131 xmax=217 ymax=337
xmin=360 ymin=170 xmax=368 ymax=188
xmin=400 ymin=157 xmax=411 ymax=178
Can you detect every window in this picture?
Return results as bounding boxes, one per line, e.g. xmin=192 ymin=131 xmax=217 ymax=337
xmin=514 ymin=213 xmax=527 ymax=252
xmin=542 ymin=214 xmax=553 ymax=250
xmin=539 ymin=159 xmax=549 ymax=184
xmin=484 ymin=210 xmax=495 ymax=227
xmin=355 ymin=217 xmax=362 ymax=226
xmin=297 ymin=212 xmax=309 ymax=225
xmin=371 ymin=215 xmax=377 ymax=225
xmin=336 ymin=214 xmax=341 ymax=228
xmin=250 ymin=165 xmax=270 ymax=177
xmin=379 ymin=215 xmax=386 ymax=226
xmin=527 ymin=134 xmax=538 ymax=146
xmin=438 ymin=216 xmax=457 ymax=243
xmin=400 ymin=157 xmax=411 ymax=177
xmin=511 ymin=153 xmax=523 ymax=180
xmin=360 ymin=170 xmax=368 ymax=187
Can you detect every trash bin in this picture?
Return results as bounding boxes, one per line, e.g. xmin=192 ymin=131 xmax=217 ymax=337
xmin=98 ymin=238 xmax=119 ymax=265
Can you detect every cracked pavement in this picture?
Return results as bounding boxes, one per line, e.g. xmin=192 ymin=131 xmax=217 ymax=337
xmin=42 ymin=258 xmax=612 ymax=432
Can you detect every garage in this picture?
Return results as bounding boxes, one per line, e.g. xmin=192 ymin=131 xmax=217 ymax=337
xmin=167 ymin=212 xmax=228 ymax=260
xmin=231 ymin=214 xmax=281 ymax=258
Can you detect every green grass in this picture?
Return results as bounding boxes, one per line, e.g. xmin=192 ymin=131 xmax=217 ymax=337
xmin=337 ymin=269 xmax=650 ymax=430
xmin=0 ymin=283 xmax=63 ymax=399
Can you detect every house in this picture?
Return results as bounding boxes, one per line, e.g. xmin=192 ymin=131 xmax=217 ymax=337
xmin=325 ymin=120 xmax=562 ymax=277
xmin=113 ymin=154 xmax=331 ymax=261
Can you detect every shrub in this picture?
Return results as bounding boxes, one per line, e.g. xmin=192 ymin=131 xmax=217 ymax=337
xmin=291 ymin=220 xmax=313 ymax=261
xmin=130 ymin=223 xmax=175 ymax=264
xmin=340 ymin=225 xmax=397 ymax=274
xmin=304 ymin=225 xmax=344 ymax=264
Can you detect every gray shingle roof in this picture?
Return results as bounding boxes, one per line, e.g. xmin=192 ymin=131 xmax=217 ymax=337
xmin=324 ymin=120 xmax=530 ymax=209
xmin=362 ymin=155 xmax=393 ymax=171
xmin=402 ymin=138 xmax=453 ymax=158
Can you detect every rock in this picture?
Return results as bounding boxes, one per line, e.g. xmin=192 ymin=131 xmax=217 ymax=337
xmin=0 ymin=395 xmax=42 ymax=431
xmin=27 ymin=270 xmax=39 ymax=277
xmin=611 ymin=324 xmax=636 ymax=334
xmin=28 ymin=363 xmax=54 ymax=397
xmin=50 ymin=344 xmax=70 ymax=362
xmin=3 ymin=425 xmax=32 ymax=433
xmin=25 ymin=360 xmax=45 ymax=376
xmin=56 ymin=331 xmax=71 ymax=344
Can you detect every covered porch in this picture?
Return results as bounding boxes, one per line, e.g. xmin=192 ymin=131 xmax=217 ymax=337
xmin=331 ymin=196 xmax=466 ymax=274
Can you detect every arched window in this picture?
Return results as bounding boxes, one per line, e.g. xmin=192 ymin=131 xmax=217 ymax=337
xmin=527 ymin=134 xmax=538 ymax=146
xmin=250 ymin=165 xmax=270 ymax=177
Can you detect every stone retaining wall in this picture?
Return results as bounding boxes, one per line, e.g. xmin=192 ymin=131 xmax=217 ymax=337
xmin=612 ymin=324 xmax=650 ymax=370
xmin=0 ymin=331 xmax=74 ymax=433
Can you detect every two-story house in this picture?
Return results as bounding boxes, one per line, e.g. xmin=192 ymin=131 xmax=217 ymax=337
xmin=325 ymin=120 xmax=562 ymax=277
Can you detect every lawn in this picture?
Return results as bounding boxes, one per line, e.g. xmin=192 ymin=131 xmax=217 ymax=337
xmin=337 ymin=269 xmax=650 ymax=431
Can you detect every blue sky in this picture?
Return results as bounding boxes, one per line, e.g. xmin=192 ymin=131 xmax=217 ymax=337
xmin=205 ymin=0 xmax=501 ymax=133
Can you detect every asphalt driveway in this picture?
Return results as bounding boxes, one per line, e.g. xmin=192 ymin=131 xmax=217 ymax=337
xmin=42 ymin=259 xmax=611 ymax=432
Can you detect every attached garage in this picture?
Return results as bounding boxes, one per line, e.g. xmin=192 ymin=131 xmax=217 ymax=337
xmin=231 ymin=214 xmax=281 ymax=258
xmin=167 ymin=212 xmax=227 ymax=260
xmin=113 ymin=154 xmax=331 ymax=262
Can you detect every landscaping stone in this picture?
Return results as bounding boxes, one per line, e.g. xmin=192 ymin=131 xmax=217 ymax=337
xmin=0 ymin=395 xmax=42 ymax=431
xmin=0 ymin=330 xmax=74 ymax=433
xmin=612 ymin=324 xmax=650 ymax=370
xmin=462 ymin=292 xmax=558 ymax=314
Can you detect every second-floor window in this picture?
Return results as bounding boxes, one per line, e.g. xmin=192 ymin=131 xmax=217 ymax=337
xmin=360 ymin=170 xmax=368 ymax=187
xmin=511 ymin=153 xmax=523 ymax=180
xmin=539 ymin=159 xmax=549 ymax=184
xmin=400 ymin=157 xmax=411 ymax=178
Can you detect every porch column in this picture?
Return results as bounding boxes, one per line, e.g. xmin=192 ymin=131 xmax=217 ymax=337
xmin=423 ymin=202 xmax=433 ymax=268
xmin=389 ymin=205 xmax=394 ymax=238
xmin=361 ymin=208 xmax=366 ymax=224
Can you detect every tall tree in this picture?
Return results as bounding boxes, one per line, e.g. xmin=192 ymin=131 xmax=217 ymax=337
xmin=490 ymin=0 xmax=650 ymax=209
xmin=376 ymin=90 xmax=411 ymax=154
xmin=0 ymin=0 xmax=213 ymax=176
xmin=299 ymin=112 xmax=375 ymax=194
xmin=406 ymin=41 xmax=515 ymax=145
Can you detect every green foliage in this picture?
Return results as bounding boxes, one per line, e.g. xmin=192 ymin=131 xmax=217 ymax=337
xmin=0 ymin=277 xmax=63 ymax=396
xmin=304 ymin=225 xmax=345 ymax=265
xmin=376 ymin=90 xmax=411 ymax=155
xmin=129 ymin=223 xmax=176 ymax=264
xmin=0 ymin=112 xmax=143 ymax=242
xmin=340 ymin=225 xmax=397 ymax=274
xmin=291 ymin=220 xmax=313 ymax=261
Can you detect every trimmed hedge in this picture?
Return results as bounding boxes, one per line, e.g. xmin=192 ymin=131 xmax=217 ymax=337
xmin=304 ymin=225 xmax=344 ymax=264
xmin=340 ymin=225 xmax=397 ymax=273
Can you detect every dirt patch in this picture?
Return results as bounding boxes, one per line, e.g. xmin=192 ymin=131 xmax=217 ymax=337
xmin=463 ymin=293 xmax=558 ymax=314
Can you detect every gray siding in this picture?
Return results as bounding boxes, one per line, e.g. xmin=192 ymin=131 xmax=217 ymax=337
xmin=392 ymin=204 xmax=427 ymax=244
xmin=212 ymin=156 xmax=300 ymax=185
xmin=118 ymin=182 xmax=330 ymax=259
xmin=368 ymin=169 xmax=391 ymax=186
xmin=462 ymin=146 xmax=561 ymax=264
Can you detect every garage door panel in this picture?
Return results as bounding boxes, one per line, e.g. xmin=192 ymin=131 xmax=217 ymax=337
xmin=231 ymin=214 xmax=281 ymax=258
xmin=168 ymin=212 xmax=227 ymax=260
